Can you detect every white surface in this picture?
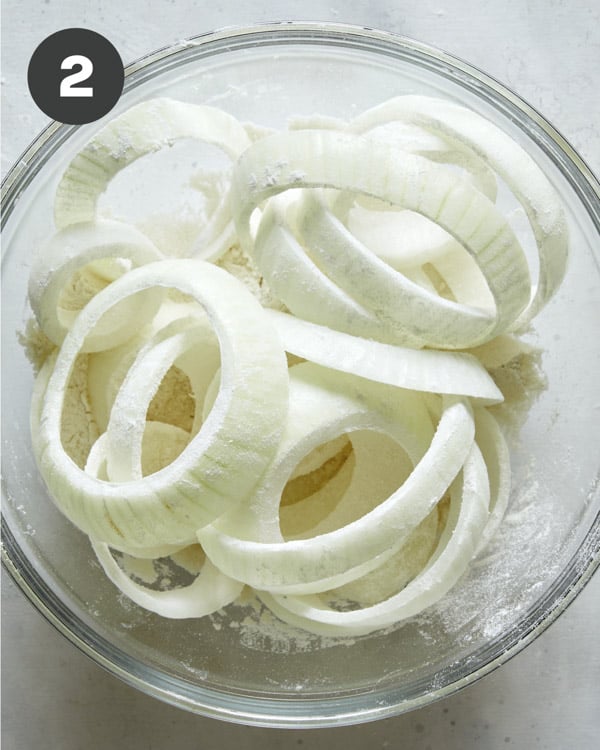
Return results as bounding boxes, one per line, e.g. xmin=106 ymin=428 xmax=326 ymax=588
xmin=1 ymin=1 xmax=599 ymax=747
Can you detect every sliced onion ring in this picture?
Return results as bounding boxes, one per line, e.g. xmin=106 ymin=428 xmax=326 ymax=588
xmin=104 ymin=315 xmax=220 ymax=484
xmin=232 ymin=129 xmax=531 ymax=347
xmin=35 ymin=259 xmax=289 ymax=548
xmin=54 ymin=98 xmax=252 ymax=260
xmin=258 ymin=442 xmax=490 ymax=636
xmin=28 ymin=219 xmax=164 ymax=351
xmin=91 ymin=540 xmax=243 ymax=619
xmin=252 ymin=194 xmax=393 ymax=342
xmin=473 ymin=408 xmax=511 ymax=555
xmin=266 ymin=309 xmax=503 ymax=405
xmin=295 ymin=187 xmax=503 ymax=345
xmin=199 ymin=363 xmax=474 ymax=595
xmin=350 ymin=95 xmax=568 ymax=328
xmin=86 ymin=431 xmax=243 ymax=617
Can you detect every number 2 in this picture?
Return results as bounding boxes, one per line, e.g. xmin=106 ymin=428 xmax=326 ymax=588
xmin=60 ymin=55 xmax=93 ymax=97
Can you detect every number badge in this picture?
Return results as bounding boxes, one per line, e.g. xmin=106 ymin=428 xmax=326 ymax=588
xmin=28 ymin=28 xmax=124 ymax=125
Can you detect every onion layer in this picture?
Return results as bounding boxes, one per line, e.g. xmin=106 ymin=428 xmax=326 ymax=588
xmin=199 ymin=363 xmax=475 ymax=595
xmin=231 ymin=129 xmax=531 ymax=348
xmin=34 ymin=259 xmax=289 ymax=548
xmin=28 ymin=220 xmax=163 ymax=351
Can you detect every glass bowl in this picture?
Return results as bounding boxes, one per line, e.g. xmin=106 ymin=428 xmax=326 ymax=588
xmin=2 ymin=22 xmax=599 ymax=728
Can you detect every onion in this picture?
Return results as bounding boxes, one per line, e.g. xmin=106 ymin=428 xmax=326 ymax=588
xmin=86 ymin=431 xmax=243 ymax=617
xmin=34 ymin=259 xmax=289 ymax=548
xmin=231 ymin=129 xmax=531 ymax=348
xmin=252 ymin=194 xmax=390 ymax=342
xmin=104 ymin=315 xmax=219 ymax=483
xmin=265 ymin=309 xmax=503 ymax=404
xmin=91 ymin=539 xmax=243 ymax=618
xmin=28 ymin=220 xmax=163 ymax=351
xmin=54 ymin=98 xmax=252 ymax=260
xmin=473 ymin=408 xmax=511 ymax=554
xmin=25 ymin=93 xmax=568 ymax=635
xmin=199 ymin=363 xmax=474 ymax=595
xmin=258 ymin=442 xmax=490 ymax=636
xmin=350 ymin=95 xmax=569 ymax=328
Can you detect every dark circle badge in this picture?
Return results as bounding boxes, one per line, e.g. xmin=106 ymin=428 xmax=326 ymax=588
xmin=28 ymin=28 xmax=124 ymax=125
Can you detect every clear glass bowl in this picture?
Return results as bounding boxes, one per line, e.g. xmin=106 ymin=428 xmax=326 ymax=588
xmin=2 ymin=22 xmax=599 ymax=728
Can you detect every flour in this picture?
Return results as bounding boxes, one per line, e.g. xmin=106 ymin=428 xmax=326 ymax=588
xmin=58 ymin=266 xmax=110 ymax=311
xmin=20 ymin=309 xmax=100 ymax=470
xmin=487 ymin=344 xmax=547 ymax=439
xmin=56 ymin=355 xmax=99 ymax=468
xmin=209 ymin=593 xmax=358 ymax=654
xmin=18 ymin=318 xmax=56 ymax=374
xmin=147 ymin=366 xmax=195 ymax=432
xmin=216 ymin=243 xmax=287 ymax=311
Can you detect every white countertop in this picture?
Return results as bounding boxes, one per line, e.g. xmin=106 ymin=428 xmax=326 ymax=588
xmin=2 ymin=1 xmax=599 ymax=747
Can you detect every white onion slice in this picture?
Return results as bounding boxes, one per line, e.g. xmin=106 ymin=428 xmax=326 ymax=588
xmin=28 ymin=220 xmax=163 ymax=351
xmin=278 ymin=440 xmax=357 ymax=540
xmin=86 ymin=298 xmax=210 ymax=432
xmin=323 ymin=501 xmax=441 ymax=608
xmin=86 ymin=431 xmax=243 ymax=617
xmin=350 ymin=95 xmax=569 ymax=328
xmin=258 ymin=442 xmax=490 ymax=636
xmin=281 ymin=429 xmax=415 ymax=542
xmin=473 ymin=408 xmax=511 ymax=555
xmin=358 ymin=119 xmax=498 ymax=201
xmin=199 ymin=363 xmax=474 ymax=594
xmin=288 ymin=433 xmax=351 ymax=483
xmin=345 ymin=204 xmax=462 ymax=270
xmin=232 ymin=129 xmax=531 ymax=347
xmin=253 ymin=195 xmax=390 ymax=342
xmin=424 ymin=242 xmax=496 ymax=310
xmin=295 ymin=188 xmax=526 ymax=349
xmin=29 ymin=351 xmax=57 ymax=459
xmin=91 ymin=540 xmax=243 ymax=618
xmin=34 ymin=259 xmax=289 ymax=548
xmin=138 ymin=169 xmax=235 ymax=261
xmin=31 ymin=362 xmax=185 ymax=559
xmin=54 ymin=98 xmax=251 ymax=260
xmin=87 ymin=335 xmax=150 ymax=434
xmin=104 ymin=315 xmax=219 ymax=483
xmin=336 ymin=123 xmax=498 ymax=271
xmin=84 ymin=431 xmax=191 ymax=558
xmin=337 ymin=199 xmax=497 ymax=312
xmin=266 ymin=309 xmax=503 ymax=404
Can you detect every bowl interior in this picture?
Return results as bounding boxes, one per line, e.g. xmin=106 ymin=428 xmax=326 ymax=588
xmin=2 ymin=26 xmax=599 ymax=727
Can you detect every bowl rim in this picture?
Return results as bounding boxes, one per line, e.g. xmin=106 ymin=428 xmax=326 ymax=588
xmin=2 ymin=20 xmax=600 ymax=729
